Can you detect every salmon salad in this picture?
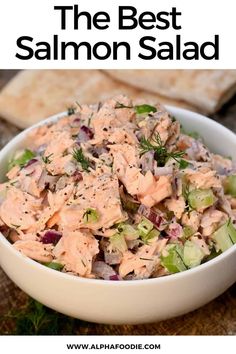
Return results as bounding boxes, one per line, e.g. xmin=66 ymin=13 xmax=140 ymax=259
xmin=0 ymin=95 xmax=236 ymax=280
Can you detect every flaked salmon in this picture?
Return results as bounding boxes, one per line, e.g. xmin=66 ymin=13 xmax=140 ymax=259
xmin=0 ymin=95 xmax=235 ymax=280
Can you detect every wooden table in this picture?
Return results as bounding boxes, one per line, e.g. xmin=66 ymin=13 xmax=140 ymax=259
xmin=0 ymin=70 xmax=235 ymax=335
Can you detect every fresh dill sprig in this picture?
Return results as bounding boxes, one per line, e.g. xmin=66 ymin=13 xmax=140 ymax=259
xmin=42 ymin=153 xmax=53 ymax=164
xmin=115 ymin=102 xmax=133 ymax=109
xmin=0 ymin=298 xmax=80 ymax=335
xmin=87 ymin=112 xmax=94 ymax=127
xmin=72 ymin=148 xmax=90 ymax=171
xmin=139 ymin=133 xmax=186 ymax=167
xmin=115 ymin=102 xmax=157 ymax=115
xmin=83 ymin=208 xmax=99 ymax=223
xmin=11 ymin=224 xmax=20 ymax=229
xmin=182 ymin=181 xmax=193 ymax=213
xmin=140 ymin=133 xmax=163 ymax=156
xmin=182 ymin=182 xmax=190 ymax=201
xmin=75 ymin=101 xmax=82 ymax=109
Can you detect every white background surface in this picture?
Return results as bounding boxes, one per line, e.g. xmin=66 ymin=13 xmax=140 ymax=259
xmin=0 ymin=0 xmax=235 ymax=68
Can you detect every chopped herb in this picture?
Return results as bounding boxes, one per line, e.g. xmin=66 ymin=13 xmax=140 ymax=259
xmin=135 ymin=104 xmax=157 ymax=115
xmin=115 ymin=102 xmax=157 ymax=115
xmin=67 ymin=106 xmax=76 ymax=115
xmin=0 ymin=298 xmax=80 ymax=335
xmin=179 ymin=159 xmax=189 ymax=169
xmin=83 ymin=208 xmax=99 ymax=223
xmin=8 ymin=149 xmax=36 ymax=170
xmin=182 ymin=181 xmax=193 ymax=212
xmin=139 ymin=257 xmax=154 ymax=261
xmin=72 ymin=134 xmax=78 ymax=139
xmin=10 ymin=180 xmax=18 ymax=186
xmin=139 ymin=133 xmax=185 ymax=167
xmin=75 ymin=101 xmax=82 ymax=109
xmin=81 ymin=258 xmax=86 ymax=267
xmin=44 ymin=262 xmax=64 ymax=271
xmin=11 ymin=224 xmax=20 ymax=229
xmin=87 ymin=113 xmax=93 ymax=127
xmin=121 ymin=198 xmax=139 ymax=213
xmin=42 ymin=153 xmax=53 ymax=164
xmin=227 ymin=218 xmax=232 ymax=227
xmin=97 ymin=101 xmax=102 ymax=112
xmin=182 ymin=180 xmax=190 ymax=201
xmin=72 ymin=148 xmax=90 ymax=171
xmin=115 ymin=102 xmax=133 ymax=109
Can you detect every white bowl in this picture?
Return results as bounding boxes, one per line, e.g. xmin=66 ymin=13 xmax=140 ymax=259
xmin=0 ymin=107 xmax=235 ymax=325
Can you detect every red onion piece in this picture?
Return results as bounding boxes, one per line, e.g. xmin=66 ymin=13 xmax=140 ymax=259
xmin=90 ymin=146 xmax=109 ymax=158
xmin=138 ymin=205 xmax=166 ymax=231
xmin=92 ymin=261 xmax=116 ymax=280
xmin=140 ymin=151 xmax=155 ymax=174
xmin=77 ymin=125 xmax=94 ymax=143
xmin=0 ymin=225 xmax=8 ymax=234
xmin=72 ymin=116 xmax=81 ymax=126
xmin=104 ymin=251 xmax=122 ymax=265
xmin=38 ymin=170 xmax=59 ymax=190
xmin=171 ymin=177 xmax=178 ymax=198
xmin=41 ymin=230 xmax=62 ymax=245
xmin=109 ymin=275 xmax=120 ymax=281
xmin=154 ymin=166 xmax=173 ymax=176
xmin=72 ymin=170 xmax=83 ymax=182
xmin=24 ymin=158 xmax=38 ymax=168
xmin=166 ymin=223 xmax=183 ymax=240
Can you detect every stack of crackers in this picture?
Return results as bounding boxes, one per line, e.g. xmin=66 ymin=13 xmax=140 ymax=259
xmin=0 ymin=69 xmax=236 ymax=129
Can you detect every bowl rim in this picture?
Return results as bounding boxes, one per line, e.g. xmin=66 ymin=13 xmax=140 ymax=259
xmin=0 ymin=105 xmax=236 ymax=287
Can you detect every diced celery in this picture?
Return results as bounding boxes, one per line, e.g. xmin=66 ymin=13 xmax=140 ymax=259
xmin=161 ymin=244 xmax=187 ymax=273
xmin=110 ymin=233 xmax=127 ymax=253
xmin=183 ymin=226 xmax=195 ymax=239
xmin=179 ymin=159 xmax=189 ymax=169
xmin=183 ymin=240 xmax=205 ymax=268
xmin=141 ymin=228 xmax=160 ymax=244
xmin=224 ymin=175 xmax=236 ymax=197
xmin=44 ymin=262 xmax=64 ymax=271
xmin=188 ymin=189 xmax=215 ymax=210
xmin=137 ymin=217 xmax=153 ymax=237
xmin=83 ymin=208 xmax=99 ymax=223
xmin=8 ymin=149 xmax=36 ymax=170
xmin=228 ymin=221 xmax=236 ymax=244
xmin=117 ymin=223 xmax=139 ymax=240
xmin=213 ymin=220 xmax=236 ymax=252
xmin=135 ymin=104 xmax=157 ymax=115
